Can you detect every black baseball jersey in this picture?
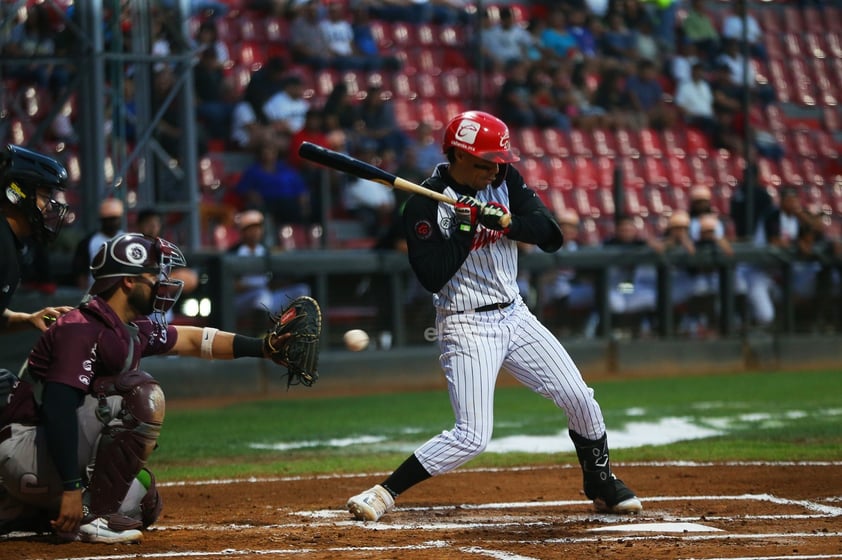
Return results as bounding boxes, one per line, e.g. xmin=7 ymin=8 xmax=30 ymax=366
xmin=0 ymin=217 xmax=23 ymax=319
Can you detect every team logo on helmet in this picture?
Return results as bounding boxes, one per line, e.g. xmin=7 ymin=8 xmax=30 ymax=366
xmin=500 ymin=131 xmax=511 ymax=151
xmin=125 ymin=242 xmax=149 ymax=265
xmin=455 ymin=119 xmax=480 ymax=145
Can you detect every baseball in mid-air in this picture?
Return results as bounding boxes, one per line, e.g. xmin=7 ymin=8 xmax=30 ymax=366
xmin=343 ymin=329 xmax=369 ymax=352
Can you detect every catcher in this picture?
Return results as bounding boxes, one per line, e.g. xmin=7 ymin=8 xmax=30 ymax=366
xmin=0 ymin=233 xmax=321 ymax=543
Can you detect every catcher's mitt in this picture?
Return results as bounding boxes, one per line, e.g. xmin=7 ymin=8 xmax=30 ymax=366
xmin=263 ymin=296 xmax=322 ymax=387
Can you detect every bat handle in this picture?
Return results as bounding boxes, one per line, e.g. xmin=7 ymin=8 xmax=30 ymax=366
xmin=501 ymin=213 xmax=512 ymax=229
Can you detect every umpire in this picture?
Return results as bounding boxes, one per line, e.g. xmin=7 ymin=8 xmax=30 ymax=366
xmin=0 ymin=145 xmax=73 ymax=404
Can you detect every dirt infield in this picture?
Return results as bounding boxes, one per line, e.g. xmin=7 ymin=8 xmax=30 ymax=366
xmin=5 ymin=463 xmax=842 ymax=559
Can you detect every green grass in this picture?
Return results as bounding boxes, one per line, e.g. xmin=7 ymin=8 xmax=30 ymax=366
xmin=153 ymin=369 xmax=842 ymax=481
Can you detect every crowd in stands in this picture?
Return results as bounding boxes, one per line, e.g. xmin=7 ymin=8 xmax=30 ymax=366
xmin=2 ymin=0 xmax=842 ymax=338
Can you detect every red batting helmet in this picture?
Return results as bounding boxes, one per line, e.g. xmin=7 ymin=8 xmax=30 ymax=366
xmin=442 ymin=111 xmax=520 ymax=163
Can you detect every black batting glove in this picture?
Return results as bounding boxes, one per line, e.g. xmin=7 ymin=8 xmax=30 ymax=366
xmin=478 ymin=201 xmax=510 ymax=231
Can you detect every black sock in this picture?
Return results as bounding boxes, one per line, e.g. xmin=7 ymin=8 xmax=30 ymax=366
xmin=381 ymin=454 xmax=431 ymax=497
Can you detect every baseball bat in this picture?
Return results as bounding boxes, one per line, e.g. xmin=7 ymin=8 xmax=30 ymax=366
xmin=297 ymin=142 xmax=511 ymax=228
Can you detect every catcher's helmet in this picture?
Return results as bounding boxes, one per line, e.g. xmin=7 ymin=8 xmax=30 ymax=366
xmin=1 ymin=144 xmax=69 ymax=243
xmin=442 ymin=110 xmax=519 ymax=164
xmin=89 ymin=233 xmax=187 ymax=316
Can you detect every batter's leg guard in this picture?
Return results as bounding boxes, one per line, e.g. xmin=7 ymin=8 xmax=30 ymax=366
xmin=87 ymin=370 xmax=165 ymax=517
xmin=569 ymin=430 xmax=642 ymax=513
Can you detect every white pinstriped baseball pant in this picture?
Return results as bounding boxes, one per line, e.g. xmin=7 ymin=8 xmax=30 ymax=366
xmin=415 ymin=300 xmax=606 ymax=476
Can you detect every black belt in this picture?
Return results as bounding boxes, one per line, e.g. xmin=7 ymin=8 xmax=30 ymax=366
xmin=473 ymin=301 xmax=513 ymax=313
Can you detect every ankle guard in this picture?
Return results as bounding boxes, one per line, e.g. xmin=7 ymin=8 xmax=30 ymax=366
xmin=569 ymin=430 xmax=611 ymax=498
xmin=88 ymin=370 xmax=165 ymax=516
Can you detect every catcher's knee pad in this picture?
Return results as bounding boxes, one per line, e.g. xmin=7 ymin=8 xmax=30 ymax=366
xmin=88 ymin=370 xmax=165 ymax=516
xmin=117 ymin=468 xmax=163 ymax=528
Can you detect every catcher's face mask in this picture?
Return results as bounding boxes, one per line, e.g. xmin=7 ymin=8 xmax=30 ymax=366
xmin=90 ymin=233 xmax=187 ymax=327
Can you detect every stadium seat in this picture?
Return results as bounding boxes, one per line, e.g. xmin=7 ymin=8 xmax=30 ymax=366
xmin=214 ymin=17 xmax=240 ymax=44
xmin=756 ymin=157 xmax=781 ymax=188
xmin=767 ymin=58 xmax=792 ymax=104
xmin=615 ymin=157 xmax=645 ymax=189
xmin=665 ymin=157 xmax=693 ymax=189
xmin=545 ymin=157 xmax=574 ymax=190
xmin=638 ymin=128 xmax=663 ymax=159
xmin=685 ymin=128 xmax=711 ymax=158
xmin=227 ymin=64 xmax=252 ymax=99
xmin=779 ymin=157 xmax=804 ymax=186
xmin=826 ymin=32 xmax=842 ymax=58
xmin=519 ymin=157 xmax=548 ymax=191
xmin=414 ymin=73 xmax=438 ymax=98
xmin=265 ymin=17 xmax=288 ymax=44
xmin=542 ymin=129 xmax=570 ymax=158
xmin=641 ymin=157 xmax=669 ymax=188
xmin=415 ymin=47 xmax=445 ymax=76
xmin=803 ymin=7 xmax=825 ymax=34
xmin=440 ymin=70 xmax=469 ymax=99
xmin=613 ymin=128 xmax=640 ymax=159
xmin=814 ymin=130 xmax=839 ymax=159
xmin=515 ymin=127 xmax=544 ymax=158
xmin=800 ymin=158 xmax=825 ymax=187
xmin=662 ymin=129 xmax=686 ymax=159
xmin=569 ymin=130 xmax=593 ymax=158
xmin=391 ymin=72 xmax=414 ymax=99
xmin=783 ymin=6 xmax=805 ymax=34
xmin=231 ymin=41 xmax=265 ymax=71
xmin=238 ymin=14 xmax=267 ymax=43
xmin=591 ymin=129 xmax=616 ymax=158
xmin=791 ymin=129 xmax=818 ymax=159
xmin=416 ymin=23 xmax=435 ymax=47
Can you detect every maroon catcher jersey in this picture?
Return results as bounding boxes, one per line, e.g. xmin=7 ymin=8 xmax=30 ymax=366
xmin=1 ymin=296 xmax=178 ymax=425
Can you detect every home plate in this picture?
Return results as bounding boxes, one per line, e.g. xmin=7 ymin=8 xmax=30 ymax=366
xmin=589 ymin=522 xmax=723 ymax=533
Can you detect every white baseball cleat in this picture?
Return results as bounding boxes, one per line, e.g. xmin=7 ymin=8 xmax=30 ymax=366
xmin=347 ymin=484 xmax=395 ymax=522
xmin=72 ymin=517 xmax=143 ymax=544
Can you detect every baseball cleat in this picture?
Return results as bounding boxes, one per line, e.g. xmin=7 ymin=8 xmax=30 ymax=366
xmin=347 ymin=484 xmax=395 ymax=522
xmin=587 ymin=475 xmax=643 ymax=514
xmin=62 ymin=517 xmax=143 ymax=544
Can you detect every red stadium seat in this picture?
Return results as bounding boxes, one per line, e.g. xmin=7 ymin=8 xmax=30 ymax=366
xmin=519 ymin=157 xmax=548 ymax=191
xmin=591 ymin=129 xmax=616 ymax=158
xmin=800 ymin=158 xmax=825 ymax=187
xmin=756 ymin=157 xmax=781 ymax=188
xmin=638 ymin=128 xmax=663 ymax=159
xmin=641 ymin=157 xmax=669 ymax=188
xmin=814 ymin=130 xmax=840 ymax=159
xmin=613 ymin=128 xmax=640 ymax=159
xmin=265 ymin=17 xmax=288 ymax=44
xmin=238 ymin=14 xmax=267 ymax=43
xmin=662 ymin=129 xmax=686 ymax=159
xmin=569 ymin=130 xmax=593 ymax=158
xmin=416 ymin=23 xmax=435 ymax=47
xmin=414 ymin=73 xmax=439 ymax=98
xmin=391 ymin=72 xmax=414 ymax=99
xmin=542 ymin=129 xmax=570 ymax=158
xmin=685 ymin=128 xmax=711 ymax=158
xmin=666 ymin=157 xmax=693 ymax=189
xmin=779 ymin=157 xmax=804 ymax=186
xmin=545 ymin=157 xmax=574 ymax=190
xmin=231 ymin=41 xmax=265 ymax=71
xmin=615 ymin=157 xmax=645 ymax=189
xmin=803 ymin=7 xmax=825 ymax=34
xmin=214 ymin=17 xmax=240 ymax=44
xmin=515 ymin=127 xmax=545 ymax=159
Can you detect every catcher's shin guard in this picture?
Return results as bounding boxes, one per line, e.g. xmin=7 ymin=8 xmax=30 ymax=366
xmin=117 ymin=468 xmax=163 ymax=528
xmin=88 ymin=370 xmax=165 ymax=517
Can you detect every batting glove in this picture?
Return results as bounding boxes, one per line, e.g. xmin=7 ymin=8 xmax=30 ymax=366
xmin=454 ymin=195 xmax=482 ymax=232
xmin=478 ymin=201 xmax=510 ymax=231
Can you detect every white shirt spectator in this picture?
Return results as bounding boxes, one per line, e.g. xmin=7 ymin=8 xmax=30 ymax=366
xmin=344 ymin=177 xmax=396 ymax=211
xmin=263 ymin=91 xmax=310 ymax=134
xmin=717 ymin=52 xmax=755 ymax=87
xmin=722 ymin=13 xmax=762 ymax=44
xmin=481 ymin=22 xmax=534 ymax=66
xmin=675 ymin=77 xmax=714 ymax=118
xmin=320 ymin=18 xmax=355 ymax=56
xmin=231 ymin=101 xmax=258 ymax=148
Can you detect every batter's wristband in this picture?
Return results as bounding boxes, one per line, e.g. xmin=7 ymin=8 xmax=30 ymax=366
xmin=233 ymin=335 xmax=265 ymax=358
xmin=62 ymin=479 xmax=83 ymax=491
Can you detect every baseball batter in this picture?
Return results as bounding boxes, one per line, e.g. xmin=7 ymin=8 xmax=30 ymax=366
xmin=347 ymin=111 xmax=642 ymax=521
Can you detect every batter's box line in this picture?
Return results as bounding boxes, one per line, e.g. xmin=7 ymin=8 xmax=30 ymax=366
xmin=292 ymin=493 xmax=842 ymax=520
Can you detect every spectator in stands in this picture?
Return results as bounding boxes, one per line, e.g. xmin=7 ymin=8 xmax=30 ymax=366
xmin=235 ymin=136 xmax=311 ymax=227
xmin=366 ymin=0 xmax=472 ymax=25
xmin=480 ymin=5 xmax=535 ymax=73
xmin=660 ymin=210 xmax=697 ymax=330
xmin=729 ymin=162 xmax=774 ymax=241
xmin=599 ymin=10 xmax=636 ymax=61
xmin=408 ymin=121 xmax=446 ymax=173
xmin=320 ymin=2 xmax=375 ymax=71
xmin=630 ymin=15 xmax=660 ymax=65
xmin=289 ymin=0 xmax=367 ymax=71
xmin=642 ymin=0 xmax=678 ymax=52
xmin=342 ymin=142 xmax=396 ymax=238
xmin=670 ymin=40 xmax=701 ymax=86
xmin=540 ymin=8 xmax=580 ymax=62
xmin=3 ymin=4 xmax=69 ymax=97
xmin=228 ymin=210 xmax=311 ymax=330
xmin=263 ymin=73 xmax=311 ymax=137
xmin=760 ymin=186 xmax=824 ymax=248
xmin=625 ymin=58 xmax=673 ymax=130
xmin=708 ymin=61 xmax=745 ymax=154
xmin=563 ymin=60 xmax=610 ymax=131
xmin=356 ymin=82 xmax=409 ymax=159
xmin=193 ymin=19 xmax=230 ymax=67
xmin=687 ymin=186 xmax=726 ymax=241
xmin=152 ymin=66 xmax=207 ymax=159
xmin=716 ymin=39 xmax=774 ymax=106
xmin=592 ymin=65 xmax=635 ymax=130
xmin=680 ymin=0 xmax=720 ymax=61
xmin=720 ymin=0 xmax=767 ymax=61
xmin=566 ymin=7 xmax=597 ymax=58
xmin=350 ymin=4 xmax=402 ymax=71
xmin=543 ymin=209 xmax=599 ymax=337
xmin=322 ymin=82 xmax=362 ymax=137
xmin=675 ymin=63 xmax=717 ymax=143
xmin=497 ymin=59 xmax=538 ymax=128
xmin=193 ymin=45 xmax=234 ymax=141
xmin=71 ymin=198 xmax=125 ymax=291
xmin=230 ymin=98 xmax=273 ymax=152
xmin=242 ymin=56 xmax=289 ymax=125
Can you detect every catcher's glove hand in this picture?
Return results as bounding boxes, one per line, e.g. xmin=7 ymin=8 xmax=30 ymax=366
xmin=263 ymin=296 xmax=322 ymax=387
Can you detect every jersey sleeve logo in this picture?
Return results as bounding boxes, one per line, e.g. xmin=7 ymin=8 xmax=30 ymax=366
xmin=414 ymin=220 xmax=433 ymax=240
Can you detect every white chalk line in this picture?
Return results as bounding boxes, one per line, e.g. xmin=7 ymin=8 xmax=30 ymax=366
xmin=156 ymin=461 xmax=842 ymax=488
